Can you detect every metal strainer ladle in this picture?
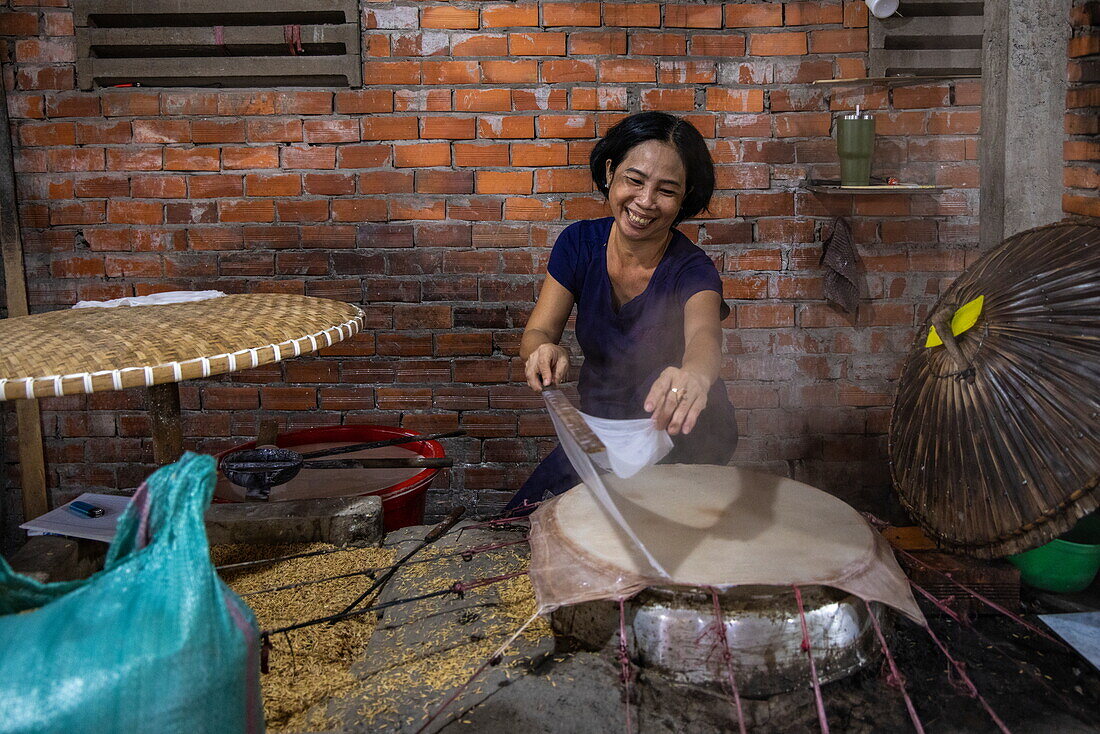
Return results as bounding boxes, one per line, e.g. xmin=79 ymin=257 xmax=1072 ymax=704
xmin=219 ymin=430 xmax=463 ymax=500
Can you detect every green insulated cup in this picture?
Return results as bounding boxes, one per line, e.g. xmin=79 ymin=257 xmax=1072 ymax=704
xmin=836 ymin=112 xmax=875 ymax=186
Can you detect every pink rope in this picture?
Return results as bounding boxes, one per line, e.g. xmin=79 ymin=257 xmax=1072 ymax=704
xmin=865 ymin=601 xmax=925 ymax=734
xmin=452 ymin=570 xmax=526 ymax=595
xmin=793 ymin=586 xmax=830 ymax=734
xmin=923 ymin=622 xmax=1012 ymax=734
xmin=909 ymin=580 xmax=966 ymax=625
xmin=415 ymin=610 xmax=541 ymax=734
xmin=709 ymin=589 xmax=747 ymax=734
xmin=453 ymin=503 xmax=540 ymax=538
xmin=460 ymin=538 xmax=529 ymax=560
xmin=895 ymin=547 xmax=1066 ymax=648
xmin=617 ymin=599 xmax=635 ymax=734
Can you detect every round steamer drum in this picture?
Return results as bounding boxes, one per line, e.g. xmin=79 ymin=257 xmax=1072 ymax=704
xmin=213 ymin=426 xmax=445 ymax=531
xmin=552 ymin=586 xmax=885 ymax=697
xmin=529 ymin=465 xmax=922 ymax=694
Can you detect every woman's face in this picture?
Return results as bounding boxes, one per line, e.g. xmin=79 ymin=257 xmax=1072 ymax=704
xmin=605 ymin=139 xmax=687 ymax=245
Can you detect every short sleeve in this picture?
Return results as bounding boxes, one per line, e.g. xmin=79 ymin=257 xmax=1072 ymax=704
xmin=674 ymin=251 xmax=730 ymax=320
xmin=547 ymin=222 xmax=586 ymax=298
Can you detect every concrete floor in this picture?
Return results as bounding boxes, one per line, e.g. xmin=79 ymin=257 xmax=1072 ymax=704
xmin=316 ymin=522 xmax=1100 ymax=734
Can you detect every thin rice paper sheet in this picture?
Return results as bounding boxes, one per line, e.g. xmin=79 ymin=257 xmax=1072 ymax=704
xmin=528 ymin=465 xmax=925 ymax=625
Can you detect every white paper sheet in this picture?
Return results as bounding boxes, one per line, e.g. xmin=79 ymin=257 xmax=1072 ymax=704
xmin=1039 ymin=612 xmax=1100 ymax=671
xmin=20 ymin=493 xmax=132 ymax=543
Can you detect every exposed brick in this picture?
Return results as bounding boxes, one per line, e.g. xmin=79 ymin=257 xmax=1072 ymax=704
xmin=47 ymin=96 xmax=100 ymax=120
xmin=509 ymin=32 xmax=566 ymax=55
xmin=569 ymin=31 xmax=628 ymax=55
xmin=476 ymin=170 xmax=533 ymax=195
xmin=666 ymin=4 xmax=723 ymax=28
xmin=481 ymin=59 xmax=539 ymax=83
xmin=738 ymin=304 xmax=796 ymax=328
xmin=454 ymin=142 xmax=510 ymax=167
xmin=17 ymin=66 xmax=74 ymax=91
xmin=421 ymin=116 xmax=476 ymax=139
xmin=512 ymin=88 xmax=568 ymax=112
xmin=892 ymin=85 xmax=951 ymax=109
xmin=332 ymin=198 xmax=387 ymax=222
xmin=604 ymin=3 xmax=661 ymax=27
xmin=694 ymin=35 xmax=748 ymax=57
xmin=282 ymin=145 xmax=337 ymax=170
xmin=599 ymin=59 xmax=656 ymax=83
xmin=363 ymin=61 xmax=422 ymax=85
xmin=19 ymin=121 xmax=74 ymax=146
xmin=0 ymin=12 xmax=39 ymax=36
xmin=785 ymin=2 xmax=845 ymax=25
xmin=452 ymin=33 xmax=510 ymax=56
xmin=423 ymin=60 xmax=480 ymax=84
xmin=394 ymin=142 xmax=451 ymax=167
xmin=454 ymin=88 xmax=511 ymax=112
xmin=511 ymin=141 xmax=569 ymax=167
xmin=481 ymin=3 xmax=536 ymax=27
xmin=108 ymin=200 xmax=163 ymax=225
xmin=538 ymin=114 xmax=595 ymax=139
xmin=164 ymin=147 xmax=220 ymax=171
xmin=543 ymin=3 xmax=600 ymax=26
xmin=300 ymin=119 xmax=357 ymax=144
xmin=248 ymin=118 xmax=303 ymax=143
xmin=750 ymin=32 xmax=808 ymax=56
xmin=542 ymin=58 xmax=598 ymax=83
xmin=478 ymin=115 xmax=536 ymax=139
xmin=48 ymin=148 xmax=104 ymax=172
xmin=221 ymin=146 xmax=279 ymax=170
xmin=362 ymin=117 xmax=418 ymax=141
xmin=219 ymin=199 xmax=275 ymax=223
xmin=775 ymin=112 xmax=832 ymax=137
xmin=809 ymin=29 xmax=867 ymax=53
xmin=305 ymin=172 xmax=356 ymax=196
xmin=706 ymin=88 xmax=765 ymax=113
xmin=189 ymin=174 xmax=243 ymax=198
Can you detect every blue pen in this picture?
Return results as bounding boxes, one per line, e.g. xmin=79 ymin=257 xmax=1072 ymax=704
xmin=68 ymin=501 xmax=105 ymax=519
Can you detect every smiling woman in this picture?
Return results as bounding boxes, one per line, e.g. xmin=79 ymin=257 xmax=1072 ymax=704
xmin=505 ymin=112 xmax=738 ymax=513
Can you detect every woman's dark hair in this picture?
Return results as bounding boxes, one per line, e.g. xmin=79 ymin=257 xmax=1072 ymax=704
xmin=589 ymin=112 xmax=715 ymax=224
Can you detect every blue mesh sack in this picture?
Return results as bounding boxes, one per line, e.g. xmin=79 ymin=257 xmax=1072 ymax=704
xmin=0 ymin=452 xmax=264 ymax=734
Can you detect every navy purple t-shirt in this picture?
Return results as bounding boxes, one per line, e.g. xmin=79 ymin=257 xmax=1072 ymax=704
xmin=547 ymin=217 xmax=736 ymax=461
xmin=504 ymin=217 xmax=738 ymax=511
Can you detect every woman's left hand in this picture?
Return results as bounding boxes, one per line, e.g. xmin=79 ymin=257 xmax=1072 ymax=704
xmin=644 ymin=367 xmax=711 ymax=436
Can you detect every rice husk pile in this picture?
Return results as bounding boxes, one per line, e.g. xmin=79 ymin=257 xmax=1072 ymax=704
xmin=349 ymin=543 xmax=552 ymax=728
xmin=212 ymin=543 xmax=395 ymax=731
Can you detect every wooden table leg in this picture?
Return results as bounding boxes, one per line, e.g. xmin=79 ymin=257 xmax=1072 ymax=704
xmin=16 ymin=400 xmax=48 ymax=519
xmin=148 ymin=382 xmax=183 ymax=465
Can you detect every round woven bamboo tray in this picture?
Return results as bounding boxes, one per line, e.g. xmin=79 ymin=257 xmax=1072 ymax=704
xmin=890 ymin=222 xmax=1100 ymax=558
xmin=0 ymin=294 xmax=363 ymax=401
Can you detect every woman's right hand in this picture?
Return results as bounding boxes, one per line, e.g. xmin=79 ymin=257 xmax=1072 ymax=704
xmin=524 ymin=343 xmax=570 ymax=391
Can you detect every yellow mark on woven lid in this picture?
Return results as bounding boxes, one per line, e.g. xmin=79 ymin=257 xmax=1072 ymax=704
xmin=926 ymin=295 xmax=984 ymax=348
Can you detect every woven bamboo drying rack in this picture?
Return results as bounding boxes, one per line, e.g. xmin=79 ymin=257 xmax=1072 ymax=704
xmin=0 ymin=293 xmax=364 ymax=474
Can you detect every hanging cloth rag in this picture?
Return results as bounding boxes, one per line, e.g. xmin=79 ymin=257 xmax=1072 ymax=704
xmin=820 ymin=216 xmax=860 ymax=314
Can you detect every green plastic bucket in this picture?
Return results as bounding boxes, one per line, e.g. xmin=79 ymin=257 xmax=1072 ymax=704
xmin=1008 ymin=513 xmax=1100 ymax=593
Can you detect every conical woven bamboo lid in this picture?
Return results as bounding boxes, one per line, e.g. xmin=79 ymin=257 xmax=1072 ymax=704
xmin=0 ymin=294 xmax=363 ymax=400
xmin=890 ymin=222 xmax=1100 ymax=558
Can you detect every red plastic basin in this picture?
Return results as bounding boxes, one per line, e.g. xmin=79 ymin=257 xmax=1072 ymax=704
xmin=213 ymin=425 xmax=444 ymax=532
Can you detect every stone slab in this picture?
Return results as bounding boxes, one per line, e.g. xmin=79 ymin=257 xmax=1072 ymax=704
xmin=204 ymin=495 xmax=384 ymax=547
xmin=6 ymin=535 xmax=107 ymax=583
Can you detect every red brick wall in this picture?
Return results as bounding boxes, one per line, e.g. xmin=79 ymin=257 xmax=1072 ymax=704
xmin=0 ymin=1 xmax=984 ymax=520
xmin=1066 ymin=0 xmax=1099 ymax=217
